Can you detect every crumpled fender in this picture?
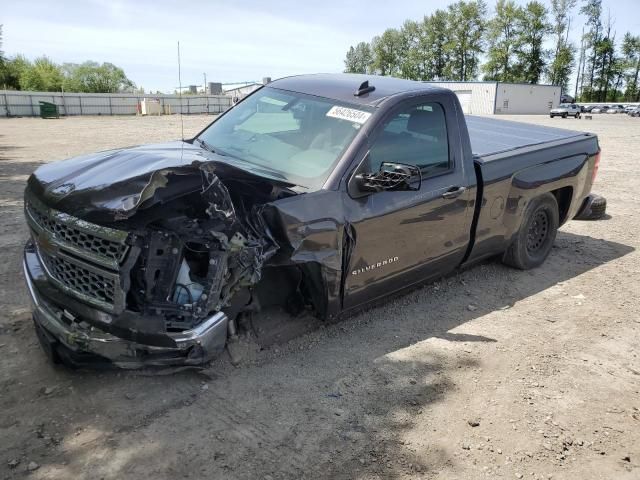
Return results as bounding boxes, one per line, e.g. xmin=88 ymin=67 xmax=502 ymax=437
xmin=259 ymin=190 xmax=349 ymax=318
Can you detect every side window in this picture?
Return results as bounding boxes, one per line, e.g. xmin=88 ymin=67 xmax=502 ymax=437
xmin=368 ymin=102 xmax=450 ymax=176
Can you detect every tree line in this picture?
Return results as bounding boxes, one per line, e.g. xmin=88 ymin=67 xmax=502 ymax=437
xmin=344 ymin=0 xmax=640 ymax=102
xmin=0 ymin=25 xmax=136 ymax=93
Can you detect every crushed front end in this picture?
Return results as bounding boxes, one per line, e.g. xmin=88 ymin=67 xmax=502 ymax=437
xmin=22 ymin=153 xmax=282 ymax=368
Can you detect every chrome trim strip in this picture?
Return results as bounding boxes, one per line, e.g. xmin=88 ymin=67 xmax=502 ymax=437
xmin=23 ymin=257 xmax=41 ymax=308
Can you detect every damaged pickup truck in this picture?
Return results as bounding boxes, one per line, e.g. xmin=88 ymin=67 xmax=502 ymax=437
xmin=23 ymin=74 xmax=604 ymax=368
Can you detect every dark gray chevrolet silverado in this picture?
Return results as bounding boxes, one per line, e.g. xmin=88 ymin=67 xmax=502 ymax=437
xmin=23 ymin=74 xmax=603 ymax=367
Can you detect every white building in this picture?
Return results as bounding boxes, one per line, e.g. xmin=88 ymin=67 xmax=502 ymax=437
xmin=427 ymin=81 xmax=561 ymax=115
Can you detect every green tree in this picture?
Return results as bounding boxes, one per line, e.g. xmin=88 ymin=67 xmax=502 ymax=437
xmin=580 ymin=12 xmax=620 ymax=102
xmin=445 ymin=0 xmax=486 ymax=81
xmin=19 ymin=56 xmax=63 ymax=91
xmin=395 ymin=12 xmax=452 ymax=81
xmin=0 ymin=24 xmax=18 ymax=90
xmin=0 ymin=25 xmax=5 ymax=69
xmin=2 ymin=55 xmax=30 ymax=90
xmin=548 ymin=0 xmax=577 ymax=90
xmin=483 ymin=0 xmax=521 ymax=81
xmin=0 ymin=25 xmax=7 ymax=88
xmin=621 ymin=33 xmax=640 ymax=101
xmin=512 ymin=1 xmax=552 ymax=83
xmin=62 ymin=61 xmax=134 ymax=93
xmin=371 ymin=29 xmax=403 ymax=76
xmin=344 ymin=42 xmax=373 ymax=74
xmin=579 ymin=0 xmax=603 ymax=100
xmin=550 ymin=45 xmax=575 ymax=90
xmin=398 ymin=20 xmax=423 ymax=80
xmin=422 ymin=9 xmax=450 ymax=80
xmin=344 ymin=46 xmax=358 ymax=73
xmin=593 ymin=22 xmax=616 ymax=102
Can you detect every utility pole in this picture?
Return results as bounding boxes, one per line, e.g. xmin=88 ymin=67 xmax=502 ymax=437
xmin=203 ymin=72 xmax=209 ymax=114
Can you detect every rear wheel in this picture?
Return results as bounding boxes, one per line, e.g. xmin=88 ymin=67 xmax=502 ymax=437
xmin=503 ymin=193 xmax=559 ymax=270
xmin=576 ymin=113 xmax=581 ymax=118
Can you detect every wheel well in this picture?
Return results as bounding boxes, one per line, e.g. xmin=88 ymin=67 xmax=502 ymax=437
xmin=551 ymin=186 xmax=573 ymax=225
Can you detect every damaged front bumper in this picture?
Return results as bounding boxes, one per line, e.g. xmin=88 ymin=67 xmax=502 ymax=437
xmin=23 ymin=244 xmax=228 ymax=368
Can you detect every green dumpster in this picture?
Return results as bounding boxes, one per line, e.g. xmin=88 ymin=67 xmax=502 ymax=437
xmin=39 ymin=101 xmax=59 ymax=119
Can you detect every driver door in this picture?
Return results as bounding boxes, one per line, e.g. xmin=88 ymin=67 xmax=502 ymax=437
xmin=342 ymin=96 xmax=474 ymax=310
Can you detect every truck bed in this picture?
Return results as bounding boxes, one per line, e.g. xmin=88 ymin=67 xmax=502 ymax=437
xmin=466 ymin=116 xmax=589 ymax=159
xmin=464 ymin=114 xmax=599 ymax=265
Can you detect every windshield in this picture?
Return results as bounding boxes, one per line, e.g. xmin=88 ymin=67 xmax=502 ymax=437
xmin=196 ymin=87 xmax=374 ymax=190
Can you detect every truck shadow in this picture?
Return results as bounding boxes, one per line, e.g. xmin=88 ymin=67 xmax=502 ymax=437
xmin=1 ymin=230 xmax=633 ymax=479
xmin=305 ymin=229 xmax=634 ymax=479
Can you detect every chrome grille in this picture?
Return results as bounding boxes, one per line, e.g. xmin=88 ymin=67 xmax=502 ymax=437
xmin=25 ymin=190 xmax=131 ymax=313
xmin=25 ymin=196 xmax=128 ymax=266
xmin=39 ymin=250 xmax=117 ymax=305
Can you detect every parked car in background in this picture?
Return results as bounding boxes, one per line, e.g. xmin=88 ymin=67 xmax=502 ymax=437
xmin=550 ymin=103 xmax=581 ymax=118
xmin=582 ymin=105 xmax=596 ymax=113
xmin=628 ymin=106 xmax=640 ymax=117
xmin=591 ymin=105 xmax=609 ymax=113
xmin=624 ymin=105 xmax=636 ymax=113
xmin=606 ymin=105 xmax=625 ymax=114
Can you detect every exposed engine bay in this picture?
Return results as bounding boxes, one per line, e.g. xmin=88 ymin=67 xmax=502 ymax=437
xmin=120 ymin=165 xmax=281 ymax=331
xmin=24 ymin=143 xmax=347 ymax=367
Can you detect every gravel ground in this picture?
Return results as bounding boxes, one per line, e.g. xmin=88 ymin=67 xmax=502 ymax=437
xmin=0 ymin=113 xmax=638 ymax=480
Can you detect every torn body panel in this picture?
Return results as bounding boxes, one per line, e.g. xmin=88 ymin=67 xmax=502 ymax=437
xmin=24 ymin=142 xmax=346 ymax=367
xmin=258 ymin=190 xmax=348 ymax=319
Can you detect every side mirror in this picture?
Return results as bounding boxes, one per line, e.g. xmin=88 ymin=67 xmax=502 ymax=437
xmin=351 ymin=162 xmax=422 ymax=197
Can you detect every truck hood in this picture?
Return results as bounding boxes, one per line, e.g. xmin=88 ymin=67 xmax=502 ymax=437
xmin=26 ymin=141 xmax=295 ymax=222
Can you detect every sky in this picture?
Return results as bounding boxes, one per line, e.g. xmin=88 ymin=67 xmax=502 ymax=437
xmin=3 ymin=0 xmax=639 ymax=93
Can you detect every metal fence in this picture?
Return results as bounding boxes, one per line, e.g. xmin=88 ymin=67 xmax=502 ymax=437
xmin=0 ymin=90 xmax=233 ymax=117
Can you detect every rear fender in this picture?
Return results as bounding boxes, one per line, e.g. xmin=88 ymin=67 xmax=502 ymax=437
xmin=505 ymin=153 xmax=589 ymax=240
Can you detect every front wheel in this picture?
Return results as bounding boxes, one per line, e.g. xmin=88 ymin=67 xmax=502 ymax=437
xmin=576 ymin=113 xmax=581 ymax=118
xmin=550 ymin=114 xmax=554 ymax=118
xmin=562 ymin=113 xmax=568 ymax=118
xmin=503 ymin=193 xmax=559 ymax=270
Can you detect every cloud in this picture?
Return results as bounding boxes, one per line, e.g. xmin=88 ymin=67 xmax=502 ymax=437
xmin=3 ymin=0 xmax=638 ymax=92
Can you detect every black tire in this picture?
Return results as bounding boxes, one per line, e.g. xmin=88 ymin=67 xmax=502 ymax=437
xmin=550 ymin=114 xmax=554 ymax=118
xmin=576 ymin=113 xmax=581 ymax=118
xmin=562 ymin=113 xmax=568 ymax=118
xmin=574 ymin=194 xmax=607 ymax=220
xmin=587 ymin=196 xmax=607 ymax=219
xmin=503 ymin=193 xmax=559 ymax=270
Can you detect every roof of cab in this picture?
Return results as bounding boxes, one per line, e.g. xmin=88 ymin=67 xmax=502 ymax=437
xmin=268 ymin=73 xmax=448 ymax=107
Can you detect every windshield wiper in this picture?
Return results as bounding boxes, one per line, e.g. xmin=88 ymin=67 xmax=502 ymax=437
xmin=193 ymin=137 xmax=224 ymax=155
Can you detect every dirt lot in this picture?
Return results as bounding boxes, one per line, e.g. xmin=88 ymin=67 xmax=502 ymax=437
xmin=0 ymin=113 xmax=638 ymax=480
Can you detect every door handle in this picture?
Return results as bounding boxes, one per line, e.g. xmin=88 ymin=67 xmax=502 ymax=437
xmin=442 ymin=186 xmax=466 ymax=199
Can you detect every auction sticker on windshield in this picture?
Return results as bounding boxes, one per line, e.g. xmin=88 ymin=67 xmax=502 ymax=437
xmin=326 ymin=106 xmax=372 ymax=124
